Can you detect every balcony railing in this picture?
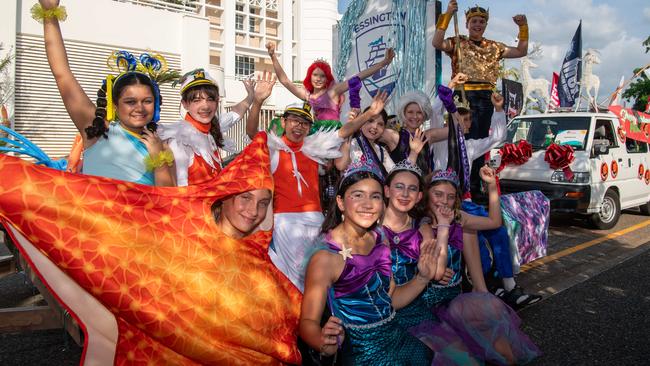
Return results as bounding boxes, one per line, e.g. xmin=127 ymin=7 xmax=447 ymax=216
xmin=223 ymin=105 xmax=283 ymax=156
xmin=113 ymin=0 xmax=201 ymax=14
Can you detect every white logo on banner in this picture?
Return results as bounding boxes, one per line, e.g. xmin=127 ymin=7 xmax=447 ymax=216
xmin=354 ymin=23 xmax=402 ymax=97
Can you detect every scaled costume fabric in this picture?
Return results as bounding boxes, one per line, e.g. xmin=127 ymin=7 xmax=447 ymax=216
xmin=322 ymin=232 xmax=430 ymax=366
xmin=500 ymin=191 xmax=550 ymax=273
xmin=0 ymin=133 xmax=302 ymax=365
xmin=410 ymin=292 xmax=541 ymax=366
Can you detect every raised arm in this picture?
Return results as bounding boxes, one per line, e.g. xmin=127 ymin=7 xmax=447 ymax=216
xmin=245 ymin=72 xmax=275 ymax=139
xmin=337 ymin=91 xmax=388 ymax=139
xmin=330 ymin=48 xmax=395 ymax=97
xmin=39 ymin=0 xmax=96 ymax=141
xmin=431 ymin=0 xmax=457 ymax=53
xmin=266 ymin=42 xmax=307 ymax=100
xmin=502 ymin=15 xmax=529 ymax=58
xmin=227 ymin=79 xmax=255 ymax=117
xmin=299 ymin=252 xmax=345 ymax=357
xmin=460 ymin=166 xmax=502 ymax=230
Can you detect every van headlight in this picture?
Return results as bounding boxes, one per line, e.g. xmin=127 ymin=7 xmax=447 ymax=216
xmin=551 ymin=171 xmax=590 ymax=183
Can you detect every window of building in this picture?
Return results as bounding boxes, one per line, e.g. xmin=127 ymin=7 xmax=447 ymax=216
xmin=249 ymin=17 xmax=255 ymax=32
xmin=235 ymin=55 xmax=255 ymax=77
xmin=236 ymin=3 xmax=244 ymax=11
xmin=235 ymin=14 xmax=244 ymax=30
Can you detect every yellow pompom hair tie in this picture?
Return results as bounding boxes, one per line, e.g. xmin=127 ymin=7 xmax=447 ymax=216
xmin=144 ymin=150 xmax=174 ymax=171
xmin=106 ymin=75 xmax=116 ymax=122
xmin=31 ymin=3 xmax=67 ymax=23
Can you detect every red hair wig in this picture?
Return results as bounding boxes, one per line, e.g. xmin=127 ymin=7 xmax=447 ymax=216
xmin=303 ymin=61 xmax=335 ymax=93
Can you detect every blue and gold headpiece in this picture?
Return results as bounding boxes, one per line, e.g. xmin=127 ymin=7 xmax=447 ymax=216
xmin=104 ymin=50 xmax=179 ymax=123
xmin=341 ymin=157 xmax=385 ymax=188
xmin=430 ymin=168 xmax=460 ymax=188
xmin=465 ymin=5 xmax=489 ymax=21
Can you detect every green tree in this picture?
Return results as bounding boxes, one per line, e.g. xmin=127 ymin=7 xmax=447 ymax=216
xmin=622 ymin=36 xmax=650 ymax=112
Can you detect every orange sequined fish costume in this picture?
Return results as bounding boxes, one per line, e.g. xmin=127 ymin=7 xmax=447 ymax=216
xmin=0 ymin=133 xmax=302 ymax=365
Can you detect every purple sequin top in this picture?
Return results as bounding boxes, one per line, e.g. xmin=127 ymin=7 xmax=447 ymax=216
xmin=384 ymin=223 xmax=422 ymax=286
xmin=324 ymin=232 xmax=392 ymax=298
xmin=309 ymin=90 xmax=341 ymax=121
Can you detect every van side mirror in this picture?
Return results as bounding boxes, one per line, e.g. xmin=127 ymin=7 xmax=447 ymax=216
xmin=593 ymin=139 xmax=610 ymax=156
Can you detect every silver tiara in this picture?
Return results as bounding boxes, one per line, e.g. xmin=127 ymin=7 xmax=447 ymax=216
xmin=389 ymin=160 xmax=423 ymax=177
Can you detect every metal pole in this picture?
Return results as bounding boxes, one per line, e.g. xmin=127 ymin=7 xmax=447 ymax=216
xmin=453 ymin=12 xmax=467 ymax=103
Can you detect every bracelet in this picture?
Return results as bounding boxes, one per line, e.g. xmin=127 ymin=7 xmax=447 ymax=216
xmin=436 ymin=12 xmax=452 ymax=31
xmin=144 ymin=150 xmax=174 ymax=171
xmin=436 ymin=223 xmax=451 ymax=228
xmin=517 ymin=24 xmax=529 ymax=41
xmin=31 ymin=3 xmax=68 ymax=23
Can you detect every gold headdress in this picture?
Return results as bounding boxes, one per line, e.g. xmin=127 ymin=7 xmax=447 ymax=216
xmin=465 ymin=5 xmax=489 ymax=21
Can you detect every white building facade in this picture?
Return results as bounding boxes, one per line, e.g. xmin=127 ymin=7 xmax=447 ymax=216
xmin=0 ymin=0 xmax=339 ymax=157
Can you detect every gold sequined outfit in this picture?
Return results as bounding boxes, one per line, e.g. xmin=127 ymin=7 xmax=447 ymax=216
xmin=445 ymin=36 xmax=506 ymax=89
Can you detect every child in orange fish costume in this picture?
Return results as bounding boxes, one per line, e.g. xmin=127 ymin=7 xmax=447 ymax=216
xmin=0 ymin=133 xmax=302 ymax=365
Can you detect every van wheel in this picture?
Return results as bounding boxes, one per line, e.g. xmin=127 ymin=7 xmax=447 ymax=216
xmin=589 ymin=190 xmax=620 ymax=230
xmin=639 ymin=201 xmax=650 ymax=215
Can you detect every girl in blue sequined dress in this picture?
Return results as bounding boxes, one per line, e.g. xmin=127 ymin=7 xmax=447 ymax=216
xmin=382 ymin=160 xmax=454 ymax=334
xmin=299 ymin=160 xmax=440 ymax=365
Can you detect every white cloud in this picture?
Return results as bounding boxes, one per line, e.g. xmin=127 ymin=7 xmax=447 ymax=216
xmin=644 ymin=7 xmax=650 ymax=21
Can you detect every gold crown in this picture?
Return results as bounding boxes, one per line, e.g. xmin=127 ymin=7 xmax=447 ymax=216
xmin=465 ymin=5 xmax=489 ymax=21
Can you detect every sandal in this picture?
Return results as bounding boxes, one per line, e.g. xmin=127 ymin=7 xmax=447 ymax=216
xmin=503 ymin=286 xmax=542 ymax=309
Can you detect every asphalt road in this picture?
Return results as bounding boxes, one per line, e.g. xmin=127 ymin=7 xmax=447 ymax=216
xmin=1 ymin=210 xmax=649 ymax=365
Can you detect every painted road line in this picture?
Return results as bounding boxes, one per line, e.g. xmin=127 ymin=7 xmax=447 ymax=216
xmin=520 ymin=219 xmax=650 ymax=272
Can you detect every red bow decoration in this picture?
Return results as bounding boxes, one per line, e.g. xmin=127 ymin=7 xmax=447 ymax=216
xmin=496 ymin=140 xmax=532 ymax=173
xmin=544 ymin=143 xmax=575 ymax=181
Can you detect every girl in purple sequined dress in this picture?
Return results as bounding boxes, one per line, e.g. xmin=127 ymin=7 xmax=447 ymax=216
xmin=299 ymin=160 xmax=440 ymax=365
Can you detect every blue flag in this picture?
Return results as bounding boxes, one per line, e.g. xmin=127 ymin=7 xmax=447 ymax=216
xmin=558 ymin=21 xmax=582 ymax=107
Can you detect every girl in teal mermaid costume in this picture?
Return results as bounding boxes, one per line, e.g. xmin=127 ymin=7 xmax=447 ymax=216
xmin=299 ymin=159 xmax=440 ymax=365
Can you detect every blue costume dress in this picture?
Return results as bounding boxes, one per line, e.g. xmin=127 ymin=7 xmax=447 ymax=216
xmin=384 ymin=221 xmax=436 ymax=332
xmin=322 ymin=232 xmax=430 ymax=365
xmin=83 ymin=122 xmax=154 ymax=185
xmin=421 ymin=223 xmax=464 ymax=308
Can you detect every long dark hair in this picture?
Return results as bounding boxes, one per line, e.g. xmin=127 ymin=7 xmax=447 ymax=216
xmin=87 ymin=72 xmax=157 ymax=139
xmin=182 ymin=84 xmax=224 ymax=148
xmin=321 ymin=171 xmax=384 ymax=233
xmin=385 ymin=168 xmax=426 ymax=219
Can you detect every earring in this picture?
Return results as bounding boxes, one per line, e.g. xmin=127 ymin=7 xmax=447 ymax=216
xmin=341 ymin=213 xmax=345 ymax=221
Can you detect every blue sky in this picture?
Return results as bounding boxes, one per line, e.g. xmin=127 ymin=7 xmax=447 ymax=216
xmin=337 ymin=0 xmax=650 ymax=104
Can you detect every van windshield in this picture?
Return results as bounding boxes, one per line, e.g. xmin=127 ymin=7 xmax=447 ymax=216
xmin=506 ymin=116 xmax=591 ymax=150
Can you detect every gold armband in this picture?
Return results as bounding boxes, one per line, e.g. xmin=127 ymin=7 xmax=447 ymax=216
xmin=518 ymin=24 xmax=529 ymax=41
xmin=144 ymin=150 xmax=174 ymax=171
xmin=436 ymin=12 xmax=452 ymax=31
xmin=31 ymin=3 xmax=68 ymax=24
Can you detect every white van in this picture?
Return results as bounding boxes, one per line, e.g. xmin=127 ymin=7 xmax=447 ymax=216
xmin=493 ymin=108 xmax=650 ymax=229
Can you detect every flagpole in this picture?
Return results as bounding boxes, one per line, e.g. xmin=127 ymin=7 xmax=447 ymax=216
xmin=453 ymin=11 xmax=467 ymax=103
xmin=607 ymin=63 xmax=650 ymax=106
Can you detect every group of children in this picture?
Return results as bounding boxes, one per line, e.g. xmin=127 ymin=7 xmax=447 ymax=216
xmin=0 ymin=1 xmax=545 ymax=365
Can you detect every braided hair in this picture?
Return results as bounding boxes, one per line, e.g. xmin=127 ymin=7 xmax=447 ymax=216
xmin=181 ymin=84 xmax=224 ymax=148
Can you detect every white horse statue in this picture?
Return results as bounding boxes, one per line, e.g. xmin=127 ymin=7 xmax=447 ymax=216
xmin=520 ymin=57 xmax=550 ymax=113
xmin=582 ymin=49 xmax=601 ymax=105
